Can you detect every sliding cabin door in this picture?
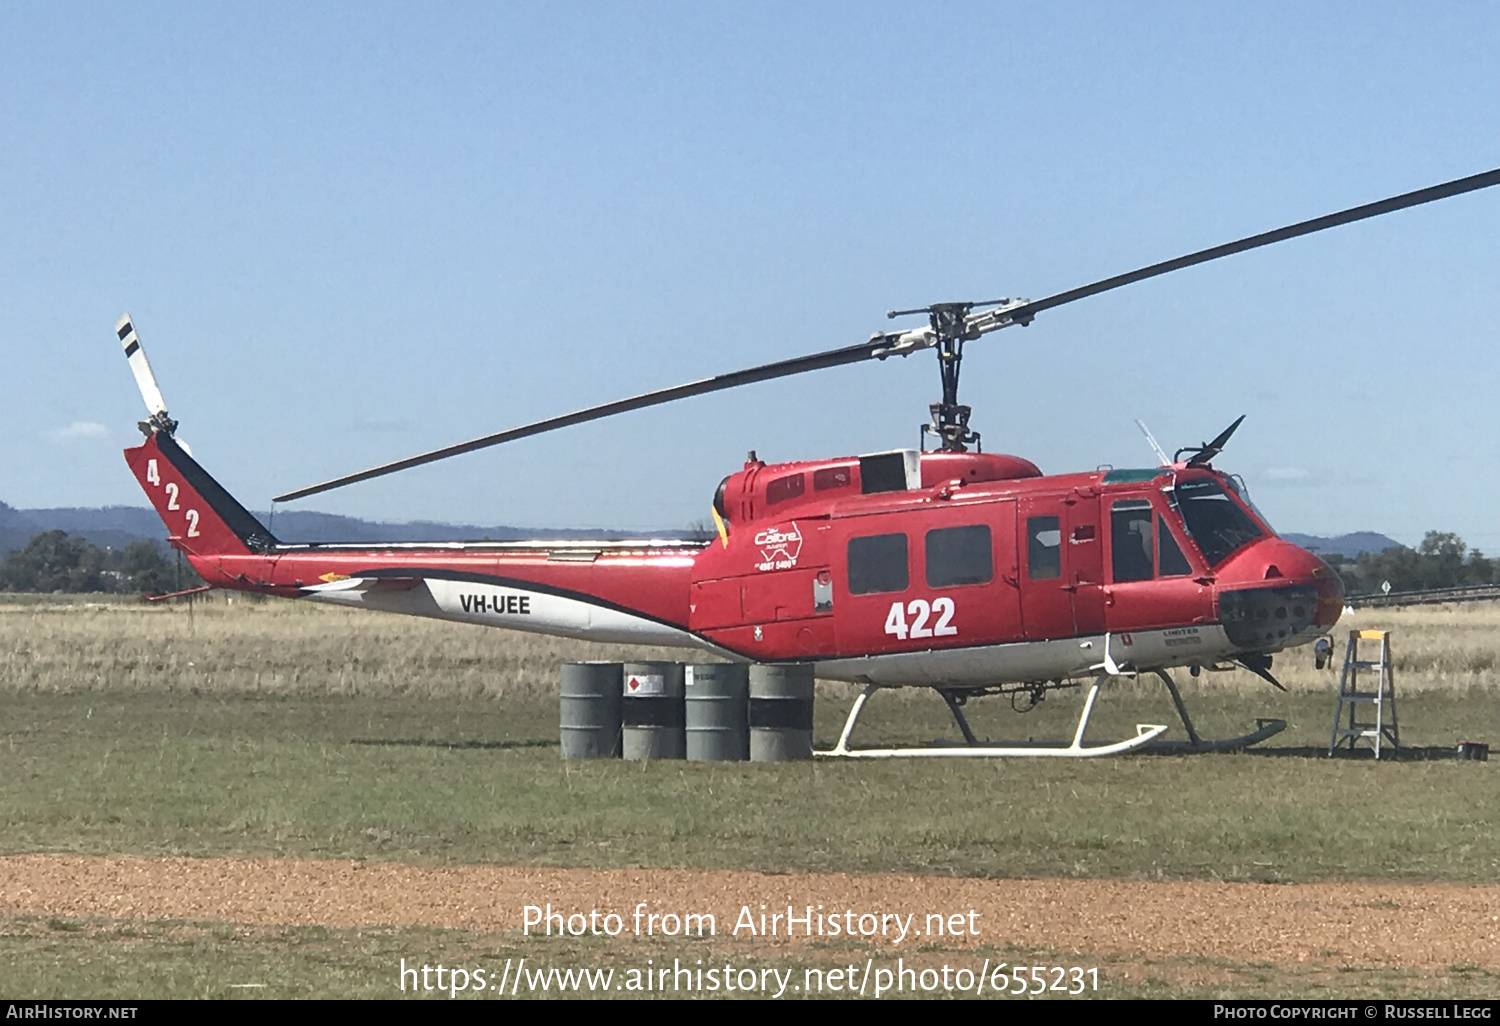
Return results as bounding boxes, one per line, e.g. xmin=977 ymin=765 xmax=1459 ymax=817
xmin=833 ymin=500 xmax=1020 ymax=657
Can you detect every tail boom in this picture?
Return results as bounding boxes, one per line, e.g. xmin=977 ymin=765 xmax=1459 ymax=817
xmin=124 ymin=428 xmax=703 ymax=637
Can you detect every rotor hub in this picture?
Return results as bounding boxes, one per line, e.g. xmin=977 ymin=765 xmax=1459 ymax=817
xmin=927 ymin=303 xmax=979 ymax=452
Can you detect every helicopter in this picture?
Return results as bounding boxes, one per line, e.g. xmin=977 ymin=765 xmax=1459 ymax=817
xmin=118 ymin=166 xmax=1500 ymax=757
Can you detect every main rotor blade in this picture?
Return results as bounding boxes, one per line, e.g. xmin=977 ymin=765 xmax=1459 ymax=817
xmin=273 ymin=334 xmax=909 ymax=502
xmin=1000 ymin=167 xmax=1500 ymax=323
xmin=276 ymin=166 xmax=1500 ymax=502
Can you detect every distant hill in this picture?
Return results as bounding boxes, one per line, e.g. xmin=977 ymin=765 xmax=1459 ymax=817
xmin=0 ymin=503 xmax=695 ymax=555
xmin=1280 ymin=532 xmax=1404 ymax=558
xmin=18 ymin=506 xmax=167 ymax=552
xmin=0 ymin=501 xmax=1403 ymax=560
xmin=0 ymin=502 xmax=43 ymax=559
xmin=246 ymin=510 xmax=669 ymax=544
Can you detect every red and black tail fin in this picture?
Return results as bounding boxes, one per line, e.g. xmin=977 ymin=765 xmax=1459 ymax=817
xmin=125 ymin=431 xmax=278 ymax=556
xmin=118 ymin=314 xmax=278 ymax=557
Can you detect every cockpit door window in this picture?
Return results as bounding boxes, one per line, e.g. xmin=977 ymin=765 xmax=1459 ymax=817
xmin=1110 ymin=500 xmax=1154 ymax=583
xmin=1026 ymin=516 xmax=1062 ymax=580
xmin=1158 ymin=516 xmax=1192 ymax=577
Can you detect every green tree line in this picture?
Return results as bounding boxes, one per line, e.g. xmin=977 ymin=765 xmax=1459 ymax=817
xmin=1319 ymin=531 xmax=1499 ymax=596
xmin=0 ymin=527 xmax=1490 ymax=598
xmin=0 ymin=530 xmax=202 ymax=595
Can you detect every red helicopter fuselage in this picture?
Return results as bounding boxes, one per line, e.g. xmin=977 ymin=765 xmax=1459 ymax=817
xmin=125 ymin=430 xmax=1342 ymax=688
xmin=115 ymin=166 xmax=1500 ymax=691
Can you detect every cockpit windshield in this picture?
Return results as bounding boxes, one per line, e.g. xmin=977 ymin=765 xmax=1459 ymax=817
xmin=1171 ymin=477 xmax=1265 ymax=566
xmin=1225 ymin=474 xmax=1274 ymax=533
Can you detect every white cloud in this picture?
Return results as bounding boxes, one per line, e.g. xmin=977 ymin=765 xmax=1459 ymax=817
xmin=1259 ymin=466 xmax=1326 ymax=489
xmin=48 ymin=421 xmax=110 ymax=441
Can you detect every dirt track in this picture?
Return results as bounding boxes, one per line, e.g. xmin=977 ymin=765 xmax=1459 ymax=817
xmin=2 ymin=855 xmax=1497 ymax=968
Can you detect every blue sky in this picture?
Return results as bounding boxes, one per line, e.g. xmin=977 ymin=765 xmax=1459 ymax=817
xmin=3 ymin=2 xmax=1497 ymax=545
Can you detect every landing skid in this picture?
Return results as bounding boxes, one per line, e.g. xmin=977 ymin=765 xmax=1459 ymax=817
xmin=816 ymin=674 xmax=1169 ymax=759
xmin=1137 ymin=669 xmax=1286 ymax=753
xmin=1138 ymin=717 xmax=1286 ymax=753
xmin=816 ymin=666 xmax=1285 ymax=759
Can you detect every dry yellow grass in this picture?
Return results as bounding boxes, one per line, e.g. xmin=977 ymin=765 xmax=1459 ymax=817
xmin=1274 ymin=603 xmax=1500 ymax=693
xmin=0 ymin=593 xmax=687 ymax=698
xmin=1 ymin=593 xmax=1496 ymax=697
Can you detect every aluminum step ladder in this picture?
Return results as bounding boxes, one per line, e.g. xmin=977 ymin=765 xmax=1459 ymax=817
xmin=1329 ymin=629 xmax=1400 ymax=758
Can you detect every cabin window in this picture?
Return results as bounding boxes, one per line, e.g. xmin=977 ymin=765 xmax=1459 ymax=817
xmin=813 ymin=466 xmax=852 ymax=491
xmin=766 ymin=473 xmax=805 ymax=505
xmin=1111 ymin=500 xmax=1154 ymax=583
xmin=847 ymin=533 xmax=909 ymax=595
xmin=1158 ymin=516 xmax=1192 ymax=577
xmin=1026 ymin=516 xmax=1061 ymax=580
xmin=859 ymin=453 xmax=909 ymax=494
xmin=925 ymin=525 xmax=993 ymax=588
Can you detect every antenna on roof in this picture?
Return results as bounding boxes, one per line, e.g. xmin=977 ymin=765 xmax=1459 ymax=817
xmin=1135 ymin=419 xmax=1172 ymax=467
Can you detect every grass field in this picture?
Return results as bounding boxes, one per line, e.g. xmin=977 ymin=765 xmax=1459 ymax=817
xmin=1 ymin=595 xmax=1496 ymax=999
xmin=5 ymin=914 xmax=1495 ymax=1000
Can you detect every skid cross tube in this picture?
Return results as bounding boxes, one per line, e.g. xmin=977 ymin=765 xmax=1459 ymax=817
xmin=936 ymin=687 xmax=980 ymax=745
xmin=1156 ymin=668 xmax=1202 ymax=746
xmin=1137 ymin=667 xmax=1288 ymax=753
xmin=817 ymin=675 xmax=1168 ymax=759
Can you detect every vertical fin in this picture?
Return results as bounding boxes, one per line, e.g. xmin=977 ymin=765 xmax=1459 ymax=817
xmin=124 ymin=430 xmax=278 ymax=556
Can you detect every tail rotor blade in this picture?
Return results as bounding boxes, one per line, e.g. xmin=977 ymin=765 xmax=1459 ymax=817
xmin=117 ymin=314 xmax=169 ymax=419
xmin=117 ymin=315 xmax=188 ymax=448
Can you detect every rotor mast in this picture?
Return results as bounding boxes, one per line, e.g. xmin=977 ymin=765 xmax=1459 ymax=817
xmin=887 ymin=297 xmax=1035 ymax=452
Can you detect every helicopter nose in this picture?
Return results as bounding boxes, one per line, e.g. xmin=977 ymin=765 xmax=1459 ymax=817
xmin=1215 ymin=538 xmax=1343 ymax=652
